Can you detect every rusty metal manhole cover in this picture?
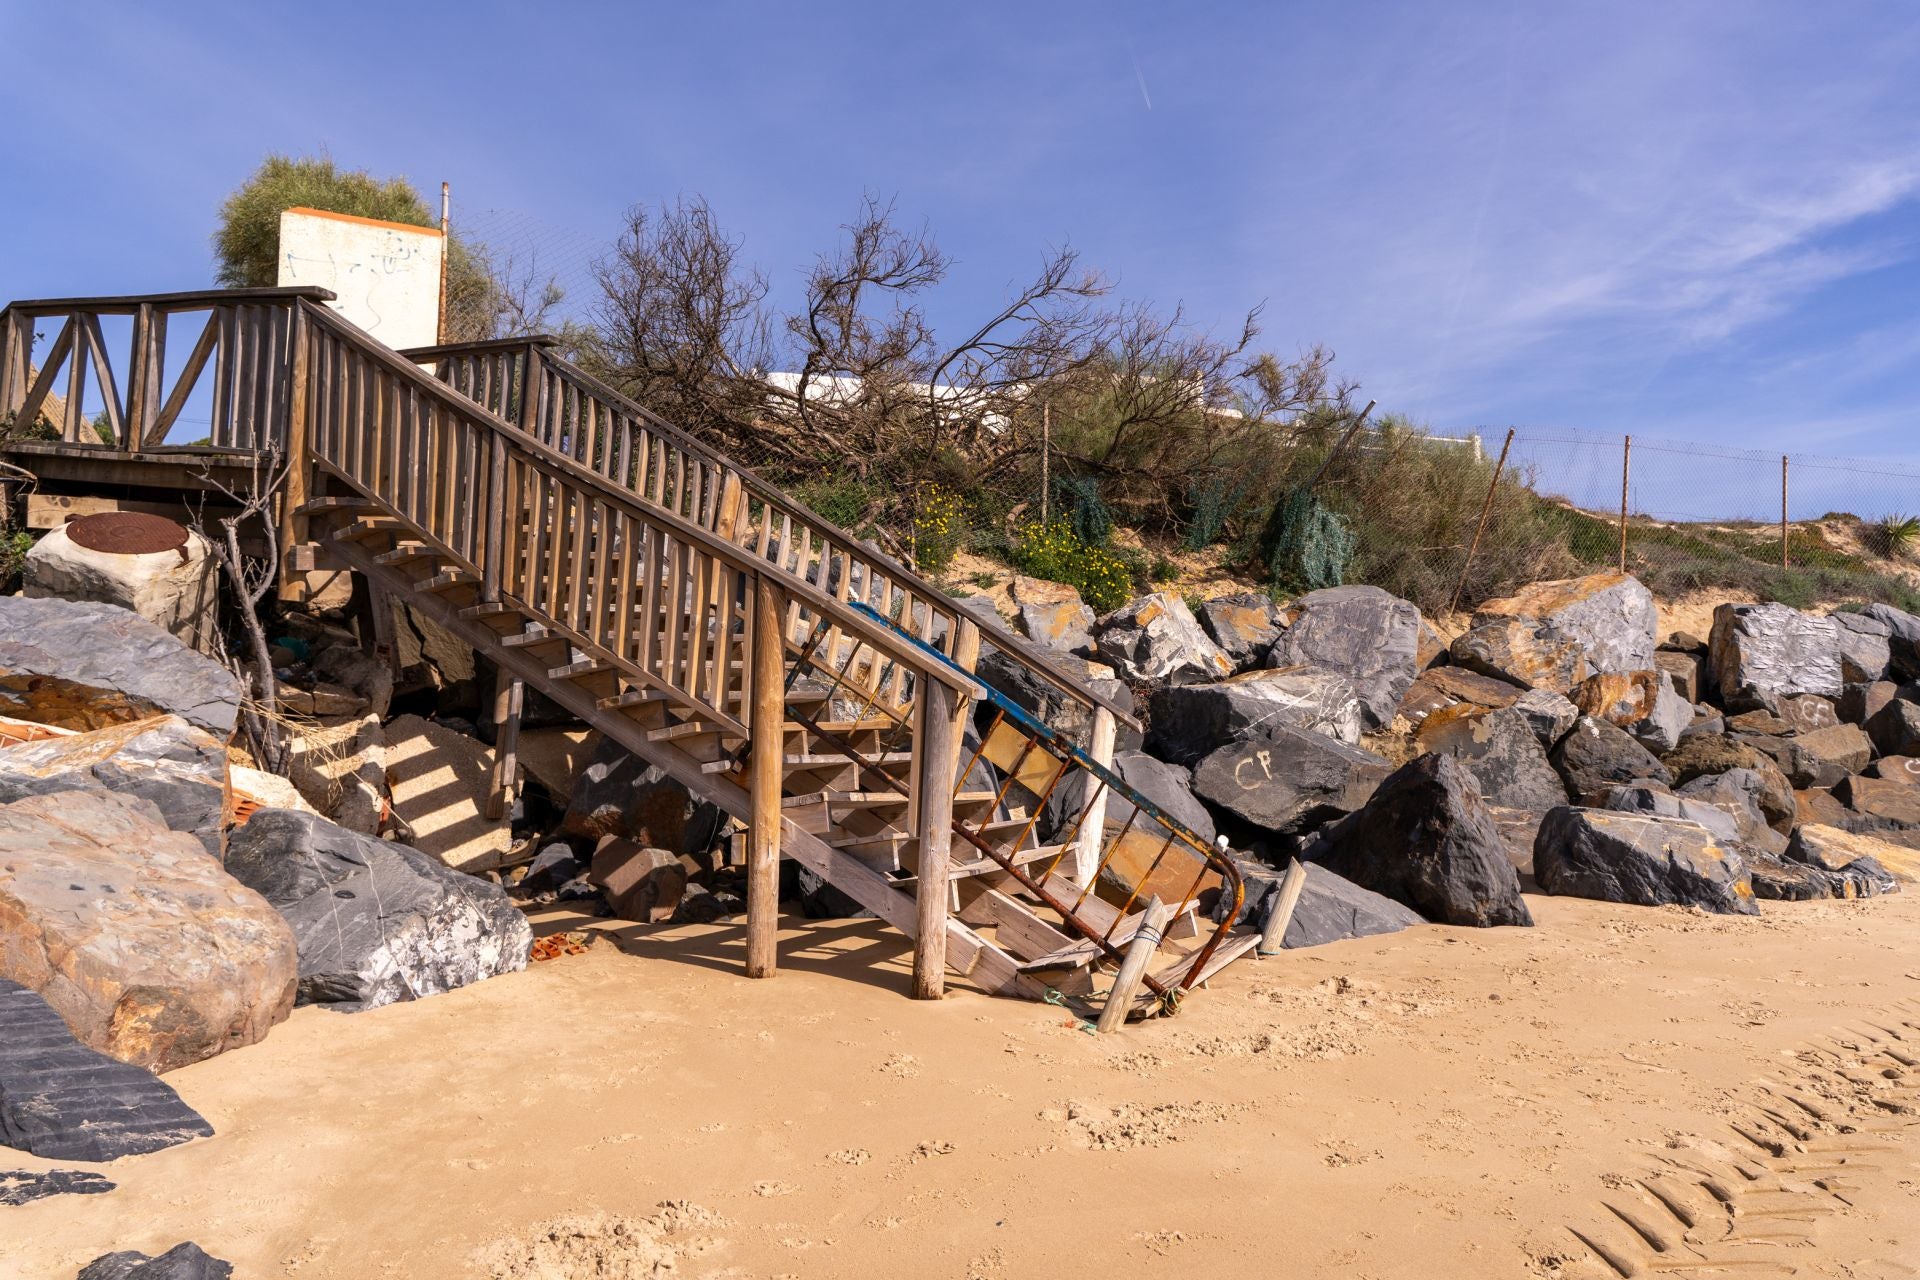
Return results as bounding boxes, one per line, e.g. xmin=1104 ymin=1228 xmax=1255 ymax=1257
xmin=65 ymin=512 xmax=189 ymax=555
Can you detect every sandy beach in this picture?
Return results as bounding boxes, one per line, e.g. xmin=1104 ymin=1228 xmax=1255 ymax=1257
xmin=5 ymin=892 xmax=1917 ymax=1279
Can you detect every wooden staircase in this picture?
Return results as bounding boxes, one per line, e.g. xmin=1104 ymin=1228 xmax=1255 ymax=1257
xmin=0 ymin=287 xmax=1251 ymax=1020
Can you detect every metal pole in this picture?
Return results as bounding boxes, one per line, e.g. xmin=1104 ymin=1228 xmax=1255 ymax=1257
xmin=1303 ymin=399 xmax=1377 ymax=493
xmin=1781 ymin=454 xmax=1790 ymax=569
xmin=1040 ymin=400 xmax=1050 ymax=526
xmin=1448 ymin=427 xmax=1515 ymax=617
xmin=437 ymin=181 xmax=451 ymax=344
xmin=1618 ymin=434 xmax=1631 ymax=574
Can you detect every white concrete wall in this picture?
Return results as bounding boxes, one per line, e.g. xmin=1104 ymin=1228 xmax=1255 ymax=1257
xmin=276 ymin=207 xmax=444 ymax=351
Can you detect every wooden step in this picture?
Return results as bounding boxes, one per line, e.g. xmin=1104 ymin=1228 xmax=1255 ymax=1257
xmin=418 ymin=570 xmax=477 ymax=594
xmin=825 ymin=814 xmax=1033 ymax=860
xmin=500 ymin=627 xmax=564 ymax=650
xmin=646 ymin=720 xmax=741 ymax=745
xmin=298 ymin=496 xmax=378 ymax=517
xmin=331 ymin=517 xmax=406 ymax=542
xmin=549 ymin=659 xmax=614 ymax=682
xmin=374 ymin=542 xmax=438 ymax=566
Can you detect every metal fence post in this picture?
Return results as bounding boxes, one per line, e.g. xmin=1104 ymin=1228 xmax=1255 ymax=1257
xmin=1781 ymin=454 xmax=1790 ymax=570
xmin=1448 ymin=427 xmax=1516 ymax=617
xmin=1618 ymin=434 xmax=1631 ymax=574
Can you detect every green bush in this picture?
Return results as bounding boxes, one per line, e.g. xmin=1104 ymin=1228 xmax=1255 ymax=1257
xmin=794 ymin=473 xmax=882 ymax=532
xmin=1009 ymin=520 xmax=1134 ymax=613
xmin=0 ymin=531 xmax=33 ymax=588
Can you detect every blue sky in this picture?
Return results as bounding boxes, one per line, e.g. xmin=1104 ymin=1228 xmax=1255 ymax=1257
xmin=4 ymin=1 xmax=1919 ymax=464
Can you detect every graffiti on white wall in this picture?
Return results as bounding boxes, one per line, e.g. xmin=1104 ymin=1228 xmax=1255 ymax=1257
xmin=276 ymin=207 xmax=443 ymax=350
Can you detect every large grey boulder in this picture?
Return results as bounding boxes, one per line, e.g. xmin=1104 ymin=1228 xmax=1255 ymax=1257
xmin=0 ymin=596 xmax=242 ymax=735
xmin=23 ymin=516 xmax=219 ymax=654
xmin=226 ymin=809 xmax=532 ymax=1012
xmin=1571 ymin=670 xmax=1692 ymax=753
xmin=77 ymin=1243 xmax=233 ymax=1280
xmin=0 ymin=1167 xmax=115 ymax=1206
xmin=1602 ymin=782 xmax=1741 ymax=845
xmin=0 ymin=791 xmax=295 ymax=1073
xmin=1305 ymin=754 xmax=1533 ymax=928
xmin=1709 ymin=602 xmax=1845 ymax=704
xmin=1094 ymin=592 xmax=1233 ymax=685
xmin=1549 ymin=715 xmax=1672 ymax=804
xmin=1831 ymin=611 xmax=1893 ymax=684
xmin=1775 ymin=722 xmax=1872 ymax=789
xmin=561 ymin=736 xmax=725 ymax=854
xmin=1865 ymin=697 xmax=1920 ymax=759
xmin=1449 ymin=618 xmax=1590 ymax=694
xmin=0 ymin=715 xmax=227 ymax=858
xmin=1470 ymin=572 xmax=1658 ymax=676
xmin=1267 ymin=585 xmax=1420 ymax=729
xmin=1011 ymin=575 xmax=1095 ymax=655
xmin=1511 ymin=688 xmax=1581 ymax=750
xmin=1533 ymin=807 xmax=1758 ymax=915
xmin=1654 ymin=649 xmax=1706 ymax=702
xmin=1190 ymin=723 xmax=1391 ymax=835
xmin=1195 ymin=593 xmax=1288 ymax=670
xmin=974 ymin=648 xmax=1135 ymax=752
xmin=1860 ymin=603 xmax=1920 ymax=680
xmin=1834 ymin=774 xmax=1920 ymax=846
xmin=1786 ymin=823 xmax=1920 ymax=884
xmin=1397 ymin=666 xmax=1524 ymax=729
xmin=1045 ymin=750 xmax=1215 ymax=848
xmin=1146 ymin=667 xmax=1363 ymax=764
xmin=0 ymin=978 xmax=213 ymax=1160
xmin=1421 ymin=706 xmax=1569 ymax=810
xmin=1676 ymin=767 xmax=1791 ymax=853
xmin=1222 ymin=859 xmax=1423 ymax=948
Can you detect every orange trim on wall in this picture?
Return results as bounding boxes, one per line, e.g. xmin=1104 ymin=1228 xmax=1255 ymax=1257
xmin=282 ymin=206 xmax=444 ymax=238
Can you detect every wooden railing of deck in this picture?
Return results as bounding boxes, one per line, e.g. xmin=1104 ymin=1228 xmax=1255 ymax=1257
xmin=0 ymin=287 xmax=334 ymax=451
xmin=405 ymin=335 xmax=1137 ymax=731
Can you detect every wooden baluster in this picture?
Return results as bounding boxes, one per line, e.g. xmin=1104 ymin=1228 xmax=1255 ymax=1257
xmin=63 ymin=318 xmax=86 ymax=441
xmin=277 ymin=305 xmax=312 ymax=603
xmin=124 ymin=303 xmax=153 ymax=447
xmin=746 ymin=574 xmax=786 ymax=979
xmin=911 ymin=667 xmax=963 ymax=1000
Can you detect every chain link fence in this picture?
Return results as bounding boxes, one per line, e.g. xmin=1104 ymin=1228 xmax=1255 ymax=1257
xmin=459 ymin=204 xmax=1920 ymax=618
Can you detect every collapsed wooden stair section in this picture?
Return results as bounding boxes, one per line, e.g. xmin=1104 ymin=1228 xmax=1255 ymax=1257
xmin=0 ymin=287 xmax=1259 ymax=1021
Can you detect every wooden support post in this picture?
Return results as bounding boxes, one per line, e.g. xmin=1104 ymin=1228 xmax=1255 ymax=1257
xmin=1257 ymin=859 xmax=1309 ymax=957
xmin=0 ymin=309 xmax=24 ymax=414
xmin=485 ymin=667 xmax=523 ymax=822
xmin=367 ymin=581 xmax=401 ymax=679
xmin=1781 ymin=454 xmax=1790 ymax=570
xmin=278 ymin=305 xmax=312 ymax=602
xmin=1071 ymin=705 xmax=1118 ymax=888
xmin=1618 ymin=434 xmax=1631 ymax=574
xmin=910 ymin=669 xmax=964 ymax=1000
xmin=1447 ymin=427 xmax=1515 ymax=617
xmin=124 ymin=303 xmax=153 ymax=448
xmin=1098 ymin=895 xmax=1172 ymax=1033
xmin=746 ymin=574 xmax=786 ymax=979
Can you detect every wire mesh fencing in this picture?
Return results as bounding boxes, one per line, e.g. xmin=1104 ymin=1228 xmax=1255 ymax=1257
xmin=452 ymin=202 xmax=1920 ymax=618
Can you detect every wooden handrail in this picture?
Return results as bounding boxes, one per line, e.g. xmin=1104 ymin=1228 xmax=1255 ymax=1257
xmin=301 ymin=301 xmax=981 ymax=703
xmin=2 ymin=286 xmax=336 ymax=316
xmin=406 ymin=336 xmax=1141 ymax=731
